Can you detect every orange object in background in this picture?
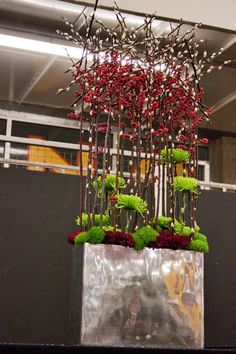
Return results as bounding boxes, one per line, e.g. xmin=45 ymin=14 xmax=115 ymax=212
xmin=27 ymin=136 xmax=89 ymax=175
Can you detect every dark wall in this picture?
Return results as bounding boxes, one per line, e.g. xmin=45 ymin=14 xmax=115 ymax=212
xmin=0 ymin=167 xmax=235 ymax=347
xmin=197 ymin=190 xmax=236 ymax=347
xmin=0 ymin=168 xmax=79 ymax=344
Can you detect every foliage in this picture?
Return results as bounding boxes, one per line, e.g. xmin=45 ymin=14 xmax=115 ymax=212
xmin=76 ymin=213 xmax=110 ymax=227
xmin=187 ymin=239 xmax=209 ymax=253
xmin=173 ymin=176 xmax=199 ymax=195
xmin=87 ymin=227 xmax=105 ymax=244
xmin=154 ymin=215 xmax=172 ymax=231
xmin=93 ymin=175 xmax=126 ymax=196
xmin=174 ymin=221 xmax=192 ymax=236
xmin=161 ymin=148 xmax=190 ymax=164
xmin=102 ymin=225 xmax=122 ymax=232
xmin=133 ymin=226 xmax=157 ymax=250
xmin=194 ymin=224 xmax=200 ymax=233
xmin=74 ymin=231 xmax=89 ymax=245
xmin=194 ymin=232 xmax=208 ymax=242
xmin=117 ymin=194 xmax=147 ymax=216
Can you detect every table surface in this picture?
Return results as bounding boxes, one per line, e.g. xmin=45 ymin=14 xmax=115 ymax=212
xmin=1 ymin=344 xmax=236 ymax=354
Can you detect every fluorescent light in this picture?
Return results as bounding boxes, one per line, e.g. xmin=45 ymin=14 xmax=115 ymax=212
xmin=0 ymin=33 xmax=84 ymax=58
xmin=16 ymin=0 xmax=84 ymax=15
xmin=96 ymin=8 xmax=145 ymax=26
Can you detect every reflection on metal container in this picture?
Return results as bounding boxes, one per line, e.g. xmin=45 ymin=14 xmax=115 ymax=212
xmin=71 ymin=243 xmax=204 ymax=348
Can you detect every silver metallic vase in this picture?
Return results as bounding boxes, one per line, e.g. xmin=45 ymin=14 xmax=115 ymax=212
xmin=70 ymin=243 xmax=204 ymax=348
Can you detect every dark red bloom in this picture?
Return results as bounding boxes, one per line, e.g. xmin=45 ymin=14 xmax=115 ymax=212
xmin=109 ymin=195 xmax=118 ymax=204
xmin=120 ymin=133 xmax=133 ymax=140
xmin=176 ymin=144 xmax=188 ymax=150
xmin=68 ymin=230 xmax=82 ymax=244
xmin=179 ymin=134 xmax=187 ymax=142
xmin=148 ymin=231 xmax=190 ymax=250
xmin=67 ymin=112 xmax=81 ymax=120
xmin=98 ymin=123 xmax=108 ymax=133
xmin=198 ymin=138 xmax=208 ymax=144
xmin=103 ymin=231 xmax=134 ymax=247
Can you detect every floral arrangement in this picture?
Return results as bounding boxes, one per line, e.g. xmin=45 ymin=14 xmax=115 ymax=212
xmin=58 ymin=3 xmax=232 ymax=253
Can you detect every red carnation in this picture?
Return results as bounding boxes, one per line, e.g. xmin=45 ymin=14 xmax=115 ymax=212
xmin=103 ymin=231 xmax=134 ymax=247
xmin=148 ymin=231 xmax=190 ymax=250
xmin=68 ymin=230 xmax=82 ymax=244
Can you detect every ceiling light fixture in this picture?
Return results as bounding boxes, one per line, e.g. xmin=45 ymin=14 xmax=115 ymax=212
xmin=0 ymin=33 xmax=84 ymax=58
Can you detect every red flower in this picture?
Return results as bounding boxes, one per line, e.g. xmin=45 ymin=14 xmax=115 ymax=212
xmin=66 ymin=112 xmax=81 ymax=120
xmin=179 ymin=134 xmax=187 ymax=142
xmin=68 ymin=230 xmax=82 ymax=244
xmin=189 ymin=147 xmax=196 ymax=153
xmin=98 ymin=123 xmax=108 ymax=134
xmin=109 ymin=195 xmax=118 ymax=204
xmin=148 ymin=231 xmax=190 ymax=250
xmin=198 ymin=138 xmax=208 ymax=144
xmin=103 ymin=231 xmax=134 ymax=247
xmin=176 ymin=145 xmax=188 ymax=150
xmin=120 ymin=133 xmax=133 ymax=140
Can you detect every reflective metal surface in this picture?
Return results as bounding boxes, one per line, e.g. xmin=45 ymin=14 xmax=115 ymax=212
xmin=78 ymin=243 xmax=204 ymax=348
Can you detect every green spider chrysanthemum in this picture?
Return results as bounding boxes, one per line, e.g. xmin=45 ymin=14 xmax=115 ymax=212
xmin=93 ymin=174 xmax=126 ymax=196
xmin=174 ymin=220 xmax=192 ymax=236
xmin=161 ymin=148 xmax=190 ymax=164
xmin=156 ymin=215 xmax=172 ymax=230
xmin=187 ymin=239 xmax=209 ymax=253
xmin=87 ymin=226 xmax=105 ymax=244
xmin=74 ymin=231 xmax=89 ymax=245
xmin=133 ymin=226 xmax=157 ymax=250
xmin=194 ymin=232 xmax=208 ymax=242
xmin=76 ymin=213 xmax=110 ymax=227
xmin=173 ymin=176 xmax=199 ymax=195
xmin=116 ymin=194 xmax=147 ymax=216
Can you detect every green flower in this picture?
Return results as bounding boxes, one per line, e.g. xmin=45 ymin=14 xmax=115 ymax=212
xmin=87 ymin=227 xmax=105 ymax=244
xmin=173 ymin=176 xmax=199 ymax=194
xmin=174 ymin=220 xmax=192 ymax=236
xmin=155 ymin=215 xmax=172 ymax=231
xmin=101 ymin=225 xmax=122 ymax=232
xmin=76 ymin=213 xmax=110 ymax=227
xmin=74 ymin=231 xmax=89 ymax=245
xmin=194 ymin=224 xmax=200 ymax=233
xmin=161 ymin=148 xmax=190 ymax=164
xmin=194 ymin=232 xmax=208 ymax=242
xmin=93 ymin=175 xmax=126 ymax=196
xmin=133 ymin=226 xmax=157 ymax=250
xmin=187 ymin=239 xmax=209 ymax=253
xmin=116 ymin=194 xmax=147 ymax=216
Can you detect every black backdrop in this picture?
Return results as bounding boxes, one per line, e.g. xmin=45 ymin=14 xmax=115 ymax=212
xmin=0 ymin=168 xmax=235 ymax=347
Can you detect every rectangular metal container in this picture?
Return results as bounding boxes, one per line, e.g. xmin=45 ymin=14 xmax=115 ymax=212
xmin=70 ymin=243 xmax=204 ymax=348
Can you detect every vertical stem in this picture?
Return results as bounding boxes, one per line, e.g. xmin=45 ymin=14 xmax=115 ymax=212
xmin=169 ymin=120 xmax=175 ymax=231
xmin=136 ymin=116 xmax=142 ymax=197
xmin=86 ymin=112 xmax=95 ymax=230
xmin=144 ymin=120 xmax=149 ymax=224
xmin=100 ymin=110 xmax=111 ymax=225
xmin=162 ymin=161 xmax=166 ymax=216
xmin=125 ymin=210 xmax=131 ymax=233
xmin=92 ymin=110 xmax=100 ymax=221
xmin=156 ymin=137 xmax=161 ymax=219
xmin=180 ymin=192 xmax=187 ymax=224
